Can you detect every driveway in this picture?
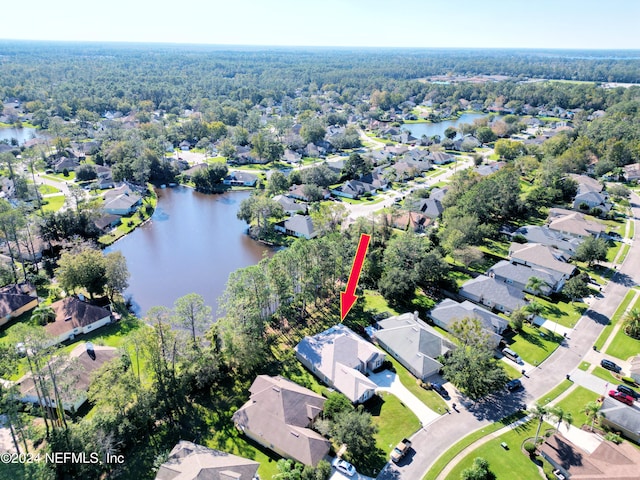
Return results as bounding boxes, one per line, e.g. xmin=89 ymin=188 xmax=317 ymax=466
xmin=369 ymin=370 xmax=440 ymax=426
xmin=378 ymin=192 xmax=640 ymax=480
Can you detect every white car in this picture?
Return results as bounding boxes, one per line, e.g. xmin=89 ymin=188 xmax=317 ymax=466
xmin=332 ymin=458 xmax=356 ymax=477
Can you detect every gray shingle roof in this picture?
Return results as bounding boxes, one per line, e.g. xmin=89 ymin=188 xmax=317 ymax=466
xmin=514 ymin=225 xmax=582 ymax=254
xmin=429 ymin=299 xmax=508 ymax=336
xmin=459 ymin=275 xmax=527 ymax=312
xmin=509 ymin=243 xmax=575 ymax=276
xmin=156 ymin=441 xmax=259 ymax=480
xmin=488 ymin=260 xmax=562 ymax=290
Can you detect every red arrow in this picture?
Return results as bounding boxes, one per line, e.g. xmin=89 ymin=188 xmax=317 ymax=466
xmin=340 ymin=233 xmax=371 ymax=321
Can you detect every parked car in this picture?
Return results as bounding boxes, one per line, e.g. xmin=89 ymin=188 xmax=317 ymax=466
xmin=617 ymin=384 xmax=640 ymax=400
xmin=609 ymin=390 xmax=634 ymax=406
xmin=390 ymin=438 xmax=412 ymax=463
xmin=502 ymin=347 xmax=522 ymax=364
xmin=506 ymin=379 xmax=523 ymax=391
xmin=601 ymin=359 xmax=622 ymax=373
xmin=431 ymin=383 xmax=449 ymax=398
xmin=332 ymin=458 xmax=356 ymax=477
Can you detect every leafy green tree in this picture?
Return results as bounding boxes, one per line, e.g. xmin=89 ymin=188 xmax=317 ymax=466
xmin=56 ymin=248 xmax=107 ymax=298
xmin=267 ymin=171 xmax=290 ymax=195
xmin=173 ymin=293 xmax=212 ymax=348
xmin=191 ymin=163 xmax=228 ymax=193
xmin=575 ymin=236 xmax=608 ymax=266
xmin=509 ymin=308 xmax=527 ymax=332
xmin=331 ymin=408 xmax=378 ymax=465
xmin=526 ymin=277 xmax=548 ymax=297
xmin=31 ymin=303 xmax=56 ymax=326
xmin=444 ymin=126 xmax=458 ymax=139
xmin=322 ymin=392 xmax=353 ymax=421
xmin=461 ymin=457 xmax=495 ymax=480
xmin=475 ymin=126 xmax=497 ymax=144
xmin=494 ymin=139 xmax=525 ymax=160
xmin=342 ymin=152 xmax=371 ymax=178
xmin=443 ymin=318 xmax=509 ymax=400
xmin=563 ymin=275 xmax=591 ymax=303
xmin=300 ymin=119 xmax=326 ymax=145
xmin=623 ymin=308 xmax=640 ymax=339
xmin=104 ymin=251 xmax=130 ymax=300
xmin=237 ymin=194 xmax=284 ymax=239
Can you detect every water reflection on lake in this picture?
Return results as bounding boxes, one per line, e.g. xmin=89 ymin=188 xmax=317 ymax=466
xmin=403 ymin=113 xmax=489 ymax=139
xmin=105 ymin=187 xmax=273 ymax=317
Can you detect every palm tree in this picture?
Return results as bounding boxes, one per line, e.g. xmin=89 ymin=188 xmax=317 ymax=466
xmin=528 ymin=403 xmax=550 ymax=445
xmin=525 ymin=300 xmax=544 ymax=320
xmin=623 ymin=308 xmax=640 ymax=340
xmin=582 ymin=401 xmax=602 ymax=432
xmin=31 ymin=303 xmax=55 ymax=326
xmin=550 ymin=406 xmax=573 ymax=432
xmin=526 ymin=276 xmax=548 ymax=297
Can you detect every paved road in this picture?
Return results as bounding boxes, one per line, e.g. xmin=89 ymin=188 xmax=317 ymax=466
xmin=379 ymin=193 xmax=640 ymax=480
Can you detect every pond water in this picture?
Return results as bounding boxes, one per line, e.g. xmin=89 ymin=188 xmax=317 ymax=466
xmin=105 ymin=187 xmax=273 ymax=317
xmin=403 ymin=112 xmax=489 ymax=139
xmin=0 ymin=126 xmax=40 ymax=145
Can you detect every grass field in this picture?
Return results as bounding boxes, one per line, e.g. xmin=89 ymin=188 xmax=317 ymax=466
xmin=531 ymin=296 xmax=587 ymax=329
xmin=37 ymin=184 xmax=60 ymax=194
xmin=578 ymin=361 xmax=591 ymax=371
xmin=503 ymin=324 xmax=563 ymax=366
xmin=594 ymin=289 xmax=636 ymax=350
xmin=445 ymin=420 xmax=543 ymax=480
xmin=617 ymin=244 xmax=631 ymax=264
xmin=370 ymin=391 xmax=421 ymax=457
xmin=422 ymin=412 xmax=526 ymax=480
xmin=604 ymin=293 xmax=640 ymax=360
xmin=539 ymin=379 xmax=574 ymax=406
xmin=591 ymin=365 xmax=621 ymax=384
xmin=41 ymin=194 xmax=65 ymax=212
xmin=554 ymin=386 xmax=600 ymax=427
xmin=387 ymin=357 xmax=448 ymax=413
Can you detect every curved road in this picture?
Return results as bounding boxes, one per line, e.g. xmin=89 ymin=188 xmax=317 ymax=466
xmin=380 ymin=193 xmax=640 ymax=480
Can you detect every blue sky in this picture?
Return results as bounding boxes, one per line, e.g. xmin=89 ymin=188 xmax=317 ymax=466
xmin=2 ymin=0 xmax=639 ymax=49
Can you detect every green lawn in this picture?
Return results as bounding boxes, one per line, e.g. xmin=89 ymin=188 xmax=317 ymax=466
xmin=479 ymin=237 xmax=510 ymax=258
xmin=502 ymin=361 xmax=523 ymax=380
xmin=605 ymin=293 xmax=640 ymax=360
xmin=591 ymin=365 xmax=621 ymax=384
xmin=617 ymin=244 xmax=631 ymax=264
xmin=502 ymin=324 xmax=563 ymax=366
xmin=387 ymin=356 xmax=448 ymax=413
xmin=445 ymin=420 xmax=543 ymax=480
xmin=594 ymin=289 xmax=635 ymax=350
xmin=539 ymin=379 xmax=574 ymax=406
xmin=531 ymin=296 xmax=587 ymax=329
xmin=370 ymin=392 xmax=421 ymax=455
xmin=554 ymin=386 xmax=600 ymax=427
xmin=606 ymin=327 xmax=640 ymax=361
xmin=41 ymin=194 xmax=65 ymax=212
xmin=363 ymin=290 xmax=399 ymax=317
xmin=606 ymin=241 xmax=623 ymax=262
xmin=37 ymin=184 xmax=60 ymax=194
xmin=628 ymin=220 xmax=635 ymax=239
xmin=41 ymin=171 xmax=76 ymax=181
xmin=450 ymin=270 xmax=474 ymax=288
xmin=422 ymin=412 xmax=526 ymax=480
xmin=578 ymin=361 xmax=591 ymax=371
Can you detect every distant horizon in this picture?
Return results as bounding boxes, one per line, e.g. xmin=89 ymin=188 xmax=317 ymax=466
xmin=2 ymin=0 xmax=639 ymax=50
xmin=2 ymin=38 xmax=640 ymax=54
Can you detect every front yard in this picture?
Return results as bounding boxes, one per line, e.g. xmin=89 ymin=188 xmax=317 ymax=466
xmin=503 ymin=323 xmax=564 ymax=366
xmin=553 ymin=386 xmax=600 ymax=427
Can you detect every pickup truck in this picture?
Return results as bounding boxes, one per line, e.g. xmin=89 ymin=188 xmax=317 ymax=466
xmin=390 ymin=438 xmax=412 ymax=463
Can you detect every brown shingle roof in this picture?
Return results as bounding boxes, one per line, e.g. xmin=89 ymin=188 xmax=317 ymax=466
xmin=0 ymin=283 xmax=37 ymax=317
xmin=44 ymin=297 xmax=111 ymax=338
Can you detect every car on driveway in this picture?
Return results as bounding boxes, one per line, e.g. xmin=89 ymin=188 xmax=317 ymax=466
xmin=332 ymin=458 xmax=356 ymax=477
xmin=431 ymin=383 xmax=449 ymax=398
xmin=506 ymin=379 xmax=523 ymax=391
xmin=617 ymin=384 xmax=640 ymax=400
xmin=609 ymin=390 xmax=634 ymax=406
xmin=601 ymin=359 xmax=622 ymax=373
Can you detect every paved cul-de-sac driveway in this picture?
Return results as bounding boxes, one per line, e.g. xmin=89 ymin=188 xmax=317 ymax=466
xmin=369 ymin=370 xmax=440 ymax=426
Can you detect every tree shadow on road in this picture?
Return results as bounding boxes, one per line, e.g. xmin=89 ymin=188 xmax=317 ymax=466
xmin=465 ymin=391 xmax=525 ymax=422
xmin=585 ymin=309 xmax=610 ymax=326
xmin=611 ymin=271 xmax=635 ymax=287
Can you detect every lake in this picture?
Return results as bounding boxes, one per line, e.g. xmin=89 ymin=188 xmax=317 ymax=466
xmin=105 ymin=187 xmax=273 ymax=317
xmin=0 ymin=126 xmax=40 ymax=145
xmin=403 ymin=112 xmax=489 ymax=139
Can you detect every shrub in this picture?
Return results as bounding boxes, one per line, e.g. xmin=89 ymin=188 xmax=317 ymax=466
xmin=524 ymin=442 xmax=537 ymax=456
xmin=605 ymin=432 xmax=622 ymax=444
xmin=621 ymin=376 xmax=637 ymax=385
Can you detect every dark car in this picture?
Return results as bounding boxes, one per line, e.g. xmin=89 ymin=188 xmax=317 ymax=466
xmin=506 ymin=379 xmax=523 ymax=391
xmin=617 ymin=384 xmax=640 ymax=400
xmin=431 ymin=383 xmax=449 ymax=398
xmin=609 ymin=390 xmax=634 ymax=406
xmin=601 ymin=359 xmax=622 ymax=373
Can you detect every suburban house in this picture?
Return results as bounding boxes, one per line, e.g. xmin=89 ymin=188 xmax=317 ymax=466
xmin=0 ymin=283 xmax=38 ymax=327
xmin=428 ymin=151 xmax=455 ymax=165
xmin=541 ymin=432 xmax=640 ymax=480
xmin=44 ymin=296 xmax=113 ymax=345
xmin=94 ymin=165 xmax=115 ymax=189
xmin=623 ymin=163 xmax=640 ymax=182
xmin=180 ymin=163 xmax=209 ymax=179
xmin=509 ymin=243 xmax=576 ymax=280
xmin=222 ymin=171 xmax=258 ymax=187
xmin=599 ymin=397 xmax=640 ymax=444
xmin=93 ymin=213 xmax=121 ymax=232
xmin=547 ymin=211 xmax=606 ymax=240
xmin=53 ymin=157 xmax=80 ymax=173
xmin=487 ymin=260 xmax=564 ymax=294
xmin=417 ymin=197 xmax=445 ymax=219
xmin=459 ymin=275 xmax=527 ymax=315
xmin=386 ymin=211 xmax=431 ymax=233
xmin=274 ymin=214 xmax=317 ymax=239
xmin=17 ymin=343 xmax=119 ymax=411
xmin=273 ymin=194 xmax=308 ymax=215
xmin=388 ymin=159 xmax=430 ymax=180
xmin=286 ymin=184 xmax=330 ymax=202
xmin=569 ymin=174 xmax=603 ymax=194
xmin=103 ymin=183 xmax=142 ymax=216
xmin=283 ymin=149 xmax=302 ymax=164
xmin=179 ymin=140 xmax=191 ymax=151
xmin=573 ymin=190 xmax=612 ymax=213
xmin=155 ymin=441 xmax=259 ymax=480
xmin=331 ymin=180 xmax=377 ymax=199
xmin=0 ymin=177 xmax=14 ymax=199
xmin=475 ymin=161 xmax=506 ymax=176
xmin=429 ymin=299 xmax=509 ymax=348
xmin=513 ymin=225 xmax=582 ymax=256
xmin=295 ymin=324 xmax=385 ymax=403
xmin=374 ymin=312 xmax=455 ymax=381
xmin=232 ymin=375 xmax=330 ymax=466
xmin=359 ymin=170 xmax=389 ymax=190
